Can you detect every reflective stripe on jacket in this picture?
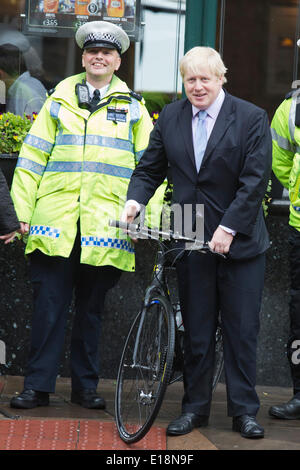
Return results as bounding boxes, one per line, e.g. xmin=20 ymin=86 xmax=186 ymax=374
xmin=271 ymin=92 xmax=300 ymax=230
xmin=11 ymin=73 xmax=165 ymax=271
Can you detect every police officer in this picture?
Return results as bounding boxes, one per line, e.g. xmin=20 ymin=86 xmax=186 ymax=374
xmin=269 ymin=64 xmax=300 ymax=420
xmin=9 ymin=21 xmax=162 ymax=409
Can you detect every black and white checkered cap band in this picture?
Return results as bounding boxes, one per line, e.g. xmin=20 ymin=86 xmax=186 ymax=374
xmin=83 ymin=32 xmax=122 ymax=53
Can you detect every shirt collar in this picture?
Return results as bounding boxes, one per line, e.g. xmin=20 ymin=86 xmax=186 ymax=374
xmin=86 ymin=81 xmax=110 ymax=99
xmin=192 ymin=88 xmax=225 ymax=119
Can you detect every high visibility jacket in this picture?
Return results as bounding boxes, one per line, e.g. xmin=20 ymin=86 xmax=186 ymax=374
xmin=271 ymin=92 xmax=300 ymax=231
xmin=11 ymin=73 xmax=165 ymax=271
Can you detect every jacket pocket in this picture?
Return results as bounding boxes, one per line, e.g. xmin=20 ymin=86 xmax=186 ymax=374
xmin=110 ymin=178 xmax=129 ymax=204
xmin=36 ymin=173 xmax=67 ymax=199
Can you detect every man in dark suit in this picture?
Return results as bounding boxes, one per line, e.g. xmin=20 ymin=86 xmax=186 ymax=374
xmin=122 ymin=47 xmax=272 ymax=439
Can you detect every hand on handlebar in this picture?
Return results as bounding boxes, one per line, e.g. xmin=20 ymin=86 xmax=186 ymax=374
xmin=121 ymin=202 xmax=140 ymax=242
xmin=121 ymin=203 xmax=138 ymax=224
xmin=208 ymin=226 xmax=233 ymax=255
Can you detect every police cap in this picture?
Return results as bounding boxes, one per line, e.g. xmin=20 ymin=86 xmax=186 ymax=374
xmin=75 ymin=21 xmax=130 ymax=55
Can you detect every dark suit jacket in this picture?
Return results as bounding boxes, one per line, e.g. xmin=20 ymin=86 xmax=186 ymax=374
xmin=0 ymin=168 xmax=19 ymax=236
xmin=127 ymin=91 xmax=272 ymax=259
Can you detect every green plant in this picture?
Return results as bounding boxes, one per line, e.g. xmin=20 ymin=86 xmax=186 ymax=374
xmin=0 ymin=112 xmax=32 ymax=154
xmin=142 ymin=92 xmax=173 ymax=117
xmin=262 ymin=178 xmax=272 ymax=217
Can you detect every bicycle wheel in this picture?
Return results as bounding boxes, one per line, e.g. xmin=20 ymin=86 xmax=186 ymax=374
xmin=212 ymin=323 xmax=224 ymax=391
xmin=115 ymin=294 xmax=175 ymax=444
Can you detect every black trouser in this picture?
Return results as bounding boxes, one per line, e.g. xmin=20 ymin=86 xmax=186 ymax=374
xmin=24 ymin=232 xmax=121 ymax=393
xmin=287 ymin=226 xmax=300 ymax=398
xmin=176 ymin=250 xmax=265 ymax=417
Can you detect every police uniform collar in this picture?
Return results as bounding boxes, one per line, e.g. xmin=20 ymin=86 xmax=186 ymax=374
xmin=86 ymin=81 xmax=110 ymax=100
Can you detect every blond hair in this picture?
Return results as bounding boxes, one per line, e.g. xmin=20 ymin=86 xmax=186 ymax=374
xmin=179 ymin=47 xmax=227 ymax=83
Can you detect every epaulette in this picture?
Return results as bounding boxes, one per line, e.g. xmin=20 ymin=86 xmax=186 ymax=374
xmin=284 ymin=87 xmax=300 ymax=99
xmin=47 ymin=87 xmax=56 ymax=97
xmin=285 ymin=90 xmax=293 ymax=99
xmin=129 ymin=90 xmax=143 ymax=101
xmin=285 ymin=89 xmax=300 ymax=127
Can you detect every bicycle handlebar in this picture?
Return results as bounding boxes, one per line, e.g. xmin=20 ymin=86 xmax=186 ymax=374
xmin=109 ymin=219 xmax=227 ymax=258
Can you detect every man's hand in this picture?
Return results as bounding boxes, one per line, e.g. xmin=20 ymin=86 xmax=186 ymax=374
xmin=0 ymin=231 xmax=18 ymax=244
xmin=0 ymin=222 xmax=30 ymax=245
xmin=209 ymin=226 xmax=233 ymax=254
xmin=121 ymin=202 xmax=140 ymax=242
xmin=121 ymin=202 xmax=139 ymax=224
xmin=19 ymin=222 xmax=30 ymax=234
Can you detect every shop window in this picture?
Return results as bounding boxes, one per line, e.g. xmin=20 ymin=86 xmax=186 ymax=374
xmin=220 ymin=0 xmax=300 ymax=201
xmin=133 ymin=0 xmax=186 ymax=122
xmin=221 ymin=0 xmax=300 ymax=119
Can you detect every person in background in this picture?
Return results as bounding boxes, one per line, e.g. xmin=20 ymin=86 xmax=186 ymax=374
xmin=0 ymin=27 xmax=46 ymax=118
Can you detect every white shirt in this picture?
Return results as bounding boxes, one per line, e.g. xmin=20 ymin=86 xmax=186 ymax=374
xmin=191 ymin=89 xmax=236 ymax=236
xmin=7 ymin=71 xmax=47 ymax=118
xmin=86 ymin=81 xmax=110 ymax=100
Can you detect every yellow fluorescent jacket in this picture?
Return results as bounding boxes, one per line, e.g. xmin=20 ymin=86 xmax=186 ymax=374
xmin=271 ymin=92 xmax=300 ymax=231
xmin=11 ymin=73 xmax=165 ymax=271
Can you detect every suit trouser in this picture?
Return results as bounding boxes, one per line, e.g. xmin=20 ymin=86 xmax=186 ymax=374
xmin=176 ymin=250 xmax=265 ymax=417
xmin=287 ymin=226 xmax=300 ymax=398
xmin=24 ymin=234 xmax=121 ymax=393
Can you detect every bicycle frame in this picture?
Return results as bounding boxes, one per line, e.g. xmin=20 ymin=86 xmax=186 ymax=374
xmin=111 ymin=219 xmax=224 ymax=444
xmin=131 ymin=247 xmax=170 ymax=375
xmin=109 ymin=218 xmax=214 ymax=377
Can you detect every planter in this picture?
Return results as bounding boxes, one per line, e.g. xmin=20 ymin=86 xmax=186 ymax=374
xmin=0 ymin=153 xmax=18 ymax=188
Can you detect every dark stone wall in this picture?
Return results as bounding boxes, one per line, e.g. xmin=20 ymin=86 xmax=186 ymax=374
xmin=258 ymin=213 xmax=291 ymax=387
xmin=0 ymin=214 xmax=293 ymax=389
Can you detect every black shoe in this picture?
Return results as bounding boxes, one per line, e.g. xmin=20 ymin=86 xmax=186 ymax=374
xmin=232 ymin=415 xmax=264 ymax=439
xmin=10 ymin=389 xmax=49 ymax=409
xmin=71 ymin=389 xmax=106 ymax=409
xmin=166 ymin=412 xmax=209 ymax=436
xmin=268 ymin=397 xmax=300 ymax=420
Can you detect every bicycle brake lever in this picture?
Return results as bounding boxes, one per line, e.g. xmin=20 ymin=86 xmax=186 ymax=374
xmin=207 ymin=245 xmax=227 ymax=258
xmin=108 ymin=219 xmax=141 ymax=240
xmin=109 ymin=219 xmax=139 ymax=231
xmin=196 ymin=242 xmax=227 ymax=259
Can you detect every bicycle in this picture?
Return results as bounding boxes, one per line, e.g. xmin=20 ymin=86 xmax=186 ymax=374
xmin=109 ymin=220 xmax=224 ymax=444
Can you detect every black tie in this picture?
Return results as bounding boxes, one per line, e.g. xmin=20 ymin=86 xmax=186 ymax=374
xmin=90 ymin=89 xmax=100 ymax=112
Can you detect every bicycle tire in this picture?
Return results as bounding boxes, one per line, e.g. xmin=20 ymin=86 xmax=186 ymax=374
xmin=115 ymin=294 xmax=175 ymax=444
xmin=212 ymin=324 xmax=224 ymax=391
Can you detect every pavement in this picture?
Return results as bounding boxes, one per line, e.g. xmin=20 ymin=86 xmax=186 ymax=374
xmin=0 ymin=375 xmax=300 ymax=452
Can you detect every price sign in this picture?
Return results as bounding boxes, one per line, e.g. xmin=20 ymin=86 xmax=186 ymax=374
xmin=22 ymin=0 xmax=141 ymax=40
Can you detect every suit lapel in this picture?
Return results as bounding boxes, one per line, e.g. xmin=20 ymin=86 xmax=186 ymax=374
xmin=177 ymin=99 xmax=196 ymax=167
xmin=177 ymin=93 xmax=236 ymax=171
xmin=202 ymin=92 xmax=235 ymax=166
